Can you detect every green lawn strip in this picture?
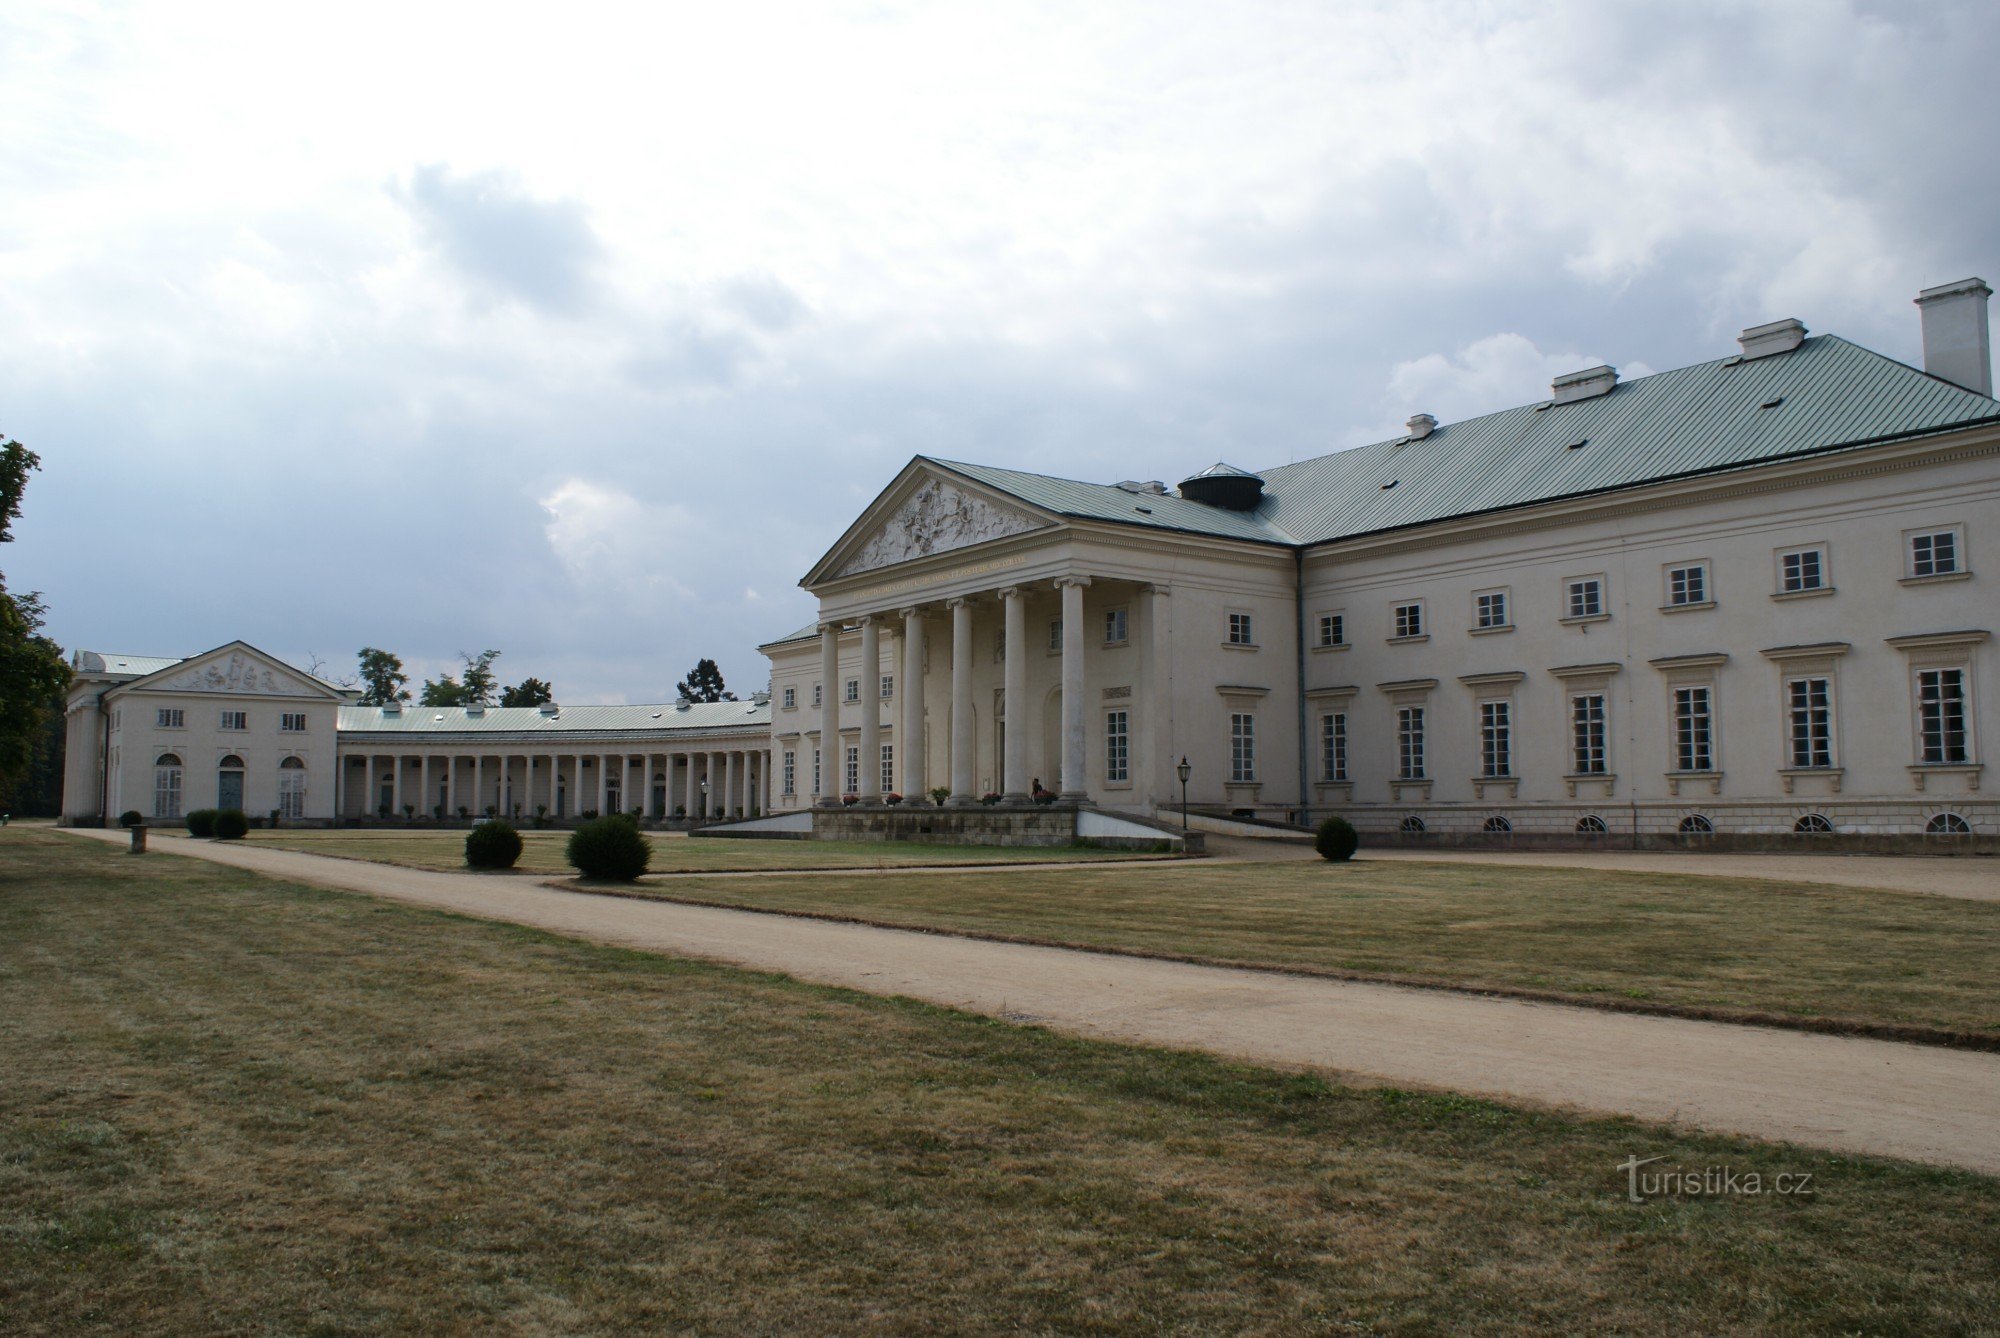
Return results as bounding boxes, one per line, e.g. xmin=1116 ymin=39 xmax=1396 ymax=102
xmin=606 ymin=860 xmax=2000 ymax=1042
xmin=239 ymin=827 xmax=1153 ymax=874
xmin=2 ymin=829 xmax=1994 ymax=1333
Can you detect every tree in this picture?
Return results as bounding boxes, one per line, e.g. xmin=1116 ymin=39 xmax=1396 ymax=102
xmin=356 ymin=647 xmax=411 ymax=705
xmin=419 ymin=674 xmax=468 ymax=706
xmin=676 ymin=658 xmax=736 ymax=703
xmin=422 ymin=649 xmax=500 ymax=707
xmin=0 ymin=440 xmax=72 ymax=806
xmin=500 ymin=676 xmax=554 ymax=707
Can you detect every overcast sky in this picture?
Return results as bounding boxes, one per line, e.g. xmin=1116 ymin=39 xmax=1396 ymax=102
xmin=6 ymin=1 xmax=1995 ymax=702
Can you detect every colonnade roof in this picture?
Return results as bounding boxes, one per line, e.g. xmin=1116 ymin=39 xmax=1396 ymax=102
xmin=337 ymin=701 xmax=770 ymax=736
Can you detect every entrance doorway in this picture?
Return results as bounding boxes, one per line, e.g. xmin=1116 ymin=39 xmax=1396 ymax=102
xmin=217 ymin=756 xmax=245 ymax=811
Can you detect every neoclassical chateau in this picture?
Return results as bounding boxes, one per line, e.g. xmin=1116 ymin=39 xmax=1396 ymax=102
xmin=765 ymin=279 xmax=1996 ymax=845
xmin=62 ymin=278 xmax=1997 ymax=846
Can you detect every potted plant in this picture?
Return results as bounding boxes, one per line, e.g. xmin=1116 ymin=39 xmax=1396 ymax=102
xmin=980 ymin=792 xmax=1001 ymax=806
xmin=928 ymin=786 xmax=950 ymax=807
xmin=841 ymin=793 xmax=860 ymax=807
xmin=884 ymin=793 xmax=903 ymax=806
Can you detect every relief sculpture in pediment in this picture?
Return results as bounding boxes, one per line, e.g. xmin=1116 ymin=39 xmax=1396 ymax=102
xmin=836 ymin=478 xmax=1046 ymax=577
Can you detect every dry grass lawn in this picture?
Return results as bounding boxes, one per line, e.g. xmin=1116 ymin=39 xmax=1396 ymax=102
xmin=633 ymin=860 xmax=2000 ymax=1040
xmin=241 ymin=826 xmax=1149 ymax=874
xmin=4 ymin=829 xmax=1996 ymax=1333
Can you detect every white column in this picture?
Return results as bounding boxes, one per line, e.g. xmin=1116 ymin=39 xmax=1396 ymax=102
xmin=621 ymin=755 xmax=633 ymax=816
xmin=725 ymin=750 xmax=739 ymax=817
xmin=1058 ymin=575 xmax=1091 ymax=801
xmin=817 ymin=622 xmax=842 ymax=806
xmin=947 ymin=596 xmax=976 ymax=804
xmin=900 ymin=607 xmax=925 ymax=799
xmin=419 ymin=755 xmax=431 ymax=819
xmin=391 ymin=754 xmax=405 ymax=816
xmin=472 ymin=756 xmax=483 ymax=816
xmin=1000 ymin=585 xmax=1028 ymax=802
xmin=857 ymin=615 xmax=881 ymax=801
xmin=574 ymin=755 xmax=585 ymax=818
xmin=680 ymin=752 xmax=694 ymax=818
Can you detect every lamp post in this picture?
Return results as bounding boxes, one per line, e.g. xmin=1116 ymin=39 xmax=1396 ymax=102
xmin=1176 ymin=756 xmax=1191 ymax=832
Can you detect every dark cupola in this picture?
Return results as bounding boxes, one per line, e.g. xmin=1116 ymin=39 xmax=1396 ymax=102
xmin=1177 ymin=461 xmax=1265 ymax=511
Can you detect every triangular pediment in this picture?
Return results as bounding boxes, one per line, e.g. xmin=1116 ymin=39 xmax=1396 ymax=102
xmin=119 ymin=641 xmax=347 ymax=701
xmin=819 ymin=467 xmax=1055 ymax=582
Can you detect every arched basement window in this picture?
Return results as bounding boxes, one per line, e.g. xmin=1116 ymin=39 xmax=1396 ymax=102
xmin=1678 ymin=814 xmax=1715 ymax=835
xmin=1576 ymin=814 xmax=1608 ymax=835
xmin=1793 ymin=813 xmax=1834 ymax=835
xmin=1926 ymin=812 xmax=1972 ymax=836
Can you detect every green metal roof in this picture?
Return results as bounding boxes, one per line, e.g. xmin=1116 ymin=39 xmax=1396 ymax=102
xmin=1256 ymin=335 xmax=1998 ymax=545
xmin=928 ymin=458 xmax=1295 ymax=545
xmin=72 ymin=650 xmax=185 ymax=678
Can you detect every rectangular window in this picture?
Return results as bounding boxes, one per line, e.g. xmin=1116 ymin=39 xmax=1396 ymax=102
xmin=843 ymin=746 xmax=859 ymax=796
xmin=1673 ymin=686 xmax=1714 ymax=772
xmin=1104 ymin=607 xmax=1128 ymax=645
xmin=782 ymin=686 xmax=796 ymax=709
xmin=156 ymin=708 xmax=184 ymax=729
xmin=880 ymin=674 xmax=894 ymax=699
xmin=1105 ymin=711 xmax=1129 ymax=783
xmin=1910 ymin=529 xmax=1961 ymax=578
xmin=219 ymin=710 xmax=247 ymax=731
xmin=881 ymin=744 xmax=895 ymax=794
xmin=844 ymin=679 xmax=859 ymax=703
xmin=1566 ymin=577 xmax=1604 ymax=619
xmin=1918 ymin=668 xmax=1969 ymax=764
xmin=1479 ymin=701 xmax=1512 ymax=778
xmin=1787 ymin=677 xmax=1833 ymax=769
xmin=1474 ymin=590 xmax=1508 ymax=629
xmin=812 ymin=748 xmax=822 ymax=796
xmin=812 ymin=684 xmax=822 ymax=708
xmin=1666 ymin=563 xmax=1708 ymax=606
xmin=995 ymin=628 xmax=1006 ymax=660
xmin=1397 ymin=706 xmax=1426 ymax=780
xmin=1571 ymin=694 xmax=1607 ymax=775
xmin=1048 ymin=618 xmax=1063 ymax=653
xmin=1317 ymin=613 xmax=1344 ymax=648
xmin=1393 ymin=602 xmax=1424 ymax=639
xmin=1229 ymin=713 xmax=1255 ymax=782
xmin=280 ymin=712 xmax=307 ymax=733
xmin=1227 ymin=612 xmax=1254 ymax=645
xmin=1320 ymin=712 xmax=1347 ymax=782
xmin=1780 ymin=548 xmax=1825 ymax=593
xmin=782 ymin=750 xmax=796 ymax=795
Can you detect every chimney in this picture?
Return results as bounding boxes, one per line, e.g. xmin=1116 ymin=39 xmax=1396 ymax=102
xmin=1550 ymin=365 xmax=1617 ymax=405
xmin=1915 ymin=277 xmax=1993 ymax=396
xmin=1405 ymin=412 xmax=1437 ymax=440
xmin=1737 ymin=318 xmax=1806 ymax=360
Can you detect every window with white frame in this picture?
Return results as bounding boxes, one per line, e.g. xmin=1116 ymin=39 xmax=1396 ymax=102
xmin=1665 ymin=563 xmax=1709 ymax=607
xmin=881 ymin=744 xmax=895 ymax=794
xmin=156 ymin=708 xmax=184 ymax=729
xmin=1397 ymin=706 xmax=1426 ymax=780
xmin=880 ymin=674 xmax=894 ymax=699
xmin=782 ymin=686 xmax=796 ymax=709
xmin=1227 ymin=612 xmax=1254 ymax=645
xmin=219 ymin=710 xmax=247 ymax=731
xmin=1229 ymin=713 xmax=1256 ymax=782
xmin=1571 ymin=694 xmax=1608 ymax=775
xmin=280 ymin=712 xmax=307 ymax=733
xmin=812 ymin=683 xmax=822 ymax=708
xmin=1673 ymin=686 xmax=1715 ymax=772
xmin=1474 ymin=590 xmax=1509 ymax=629
xmin=843 ymin=746 xmax=859 ymax=795
xmin=1320 ymin=712 xmax=1347 ymax=783
xmin=1779 ymin=547 xmax=1827 ymax=594
xmin=1104 ymin=607 xmax=1128 ymax=645
xmin=278 ymin=757 xmax=307 ymax=821
xmin=844 ymin=679 xmax=859 ymax=703
xmin=1392 ymin=602 xmax=1424 ymax=639
xmin=1908 ymin=528 xmax=1962 ymax=578
xmin=1566 ymin=577 xmax=1605 ymax=619
xmin=1316 ymin=612 xmax=1344 ymax=648
xmin=1918 ymin=668 xmax=1970 ymax=764
xmin=153 ymin=753 xmax=183 ymax=818
xmin=782 ymin=750 xmax=796 ymax=795
xmin=1786 ymin=677 xmax=1834 ymax=768
xmin=1048 ymin=618 xmax=1063 ymax=653
xmin=812 ymin=748 xmax=821 ymax=795
xmin=1105 ymin=710 xmax=1129 ymax=783
xmin=1479 ymin=701 xmax=1512 ymax=777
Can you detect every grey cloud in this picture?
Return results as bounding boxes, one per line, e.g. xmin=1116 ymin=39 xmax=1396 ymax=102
xmin=397 ymin=164 xmax=604 ymax=314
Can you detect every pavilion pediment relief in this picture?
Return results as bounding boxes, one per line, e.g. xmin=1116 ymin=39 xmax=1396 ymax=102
xmin=834 ymin=476 xmax=1052 ymax=579
xmin=147 ymin=650 xmax=326 ymax=698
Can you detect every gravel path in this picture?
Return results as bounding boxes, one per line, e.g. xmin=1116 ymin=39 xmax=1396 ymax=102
xmin=69 ymin=829 xmax=2000 ymax=1174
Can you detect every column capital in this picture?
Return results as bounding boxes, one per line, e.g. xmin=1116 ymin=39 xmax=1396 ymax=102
xmin=898 ymin=605 xmax=924 ymax=621
xmin=1053 ymin=575 xmax=1093 ymax=590
xmin=997 ymin=585 xmax=1025 ymax=601
xmin=817 ymin=620 xmax=842 ymax=636
xmin=945 ymin=596 xmax=975 ymax=610
xmin=1140 ymin=582 xmax=1170 ymax=597
xmin=855 ymin=613 xmax=876 ymax=628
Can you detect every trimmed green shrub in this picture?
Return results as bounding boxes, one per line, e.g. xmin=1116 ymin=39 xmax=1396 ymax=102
xmin=566 ymin=813 xmax=650 ymax=881
xmin=1315 ymin=814 xmax=1359 ymax=862
xmin=185 ymin=809 xmax=219 ymax=838
xmin=465 ymin=820 xmax=524 ymax=870
xmin=213 ymin=809 xmax=249 ymax=841
xmin=119 ymin=810 xmax=144 ymax=829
